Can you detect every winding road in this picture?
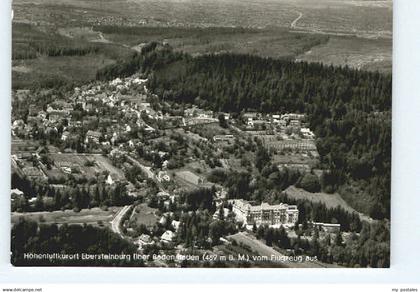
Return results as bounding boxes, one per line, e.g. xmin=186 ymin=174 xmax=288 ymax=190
xmin=110 ymin=205 xmax=132 ymax=238
xmin=290 ymin=11 xmax=303 ymax=29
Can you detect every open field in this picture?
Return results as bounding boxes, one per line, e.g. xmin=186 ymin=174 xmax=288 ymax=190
xmin=93 ymin=155 xmax=125 ymax=178
xmin=90 ymin=26 xmax=392 ymax=72
xmin=11 ymin=206 xmax=123 ymax=228
xmin=189 ymin=122 xmax=231 ymax=140
xmin=262 ymin=136 xmax=317 ymax=152
xmin=174 ymin=170 xmax=204 ymax=186
xmin=12 ymin=26 xmax=392 ymax=89
xmin=129 ymin=203 xmax=159 ymax=227
xmin=12 ymin=54 xmax=116 ymax=89
xmin=272 ymin=152 xmax=318 ymax=165
xmin=289 ymin=1 xmax=391 ymax=38
xmin=284 ymin=185 xmax=356 ymax=212
xmin=171 ymin=169 xmax=214 ymax=190
xmin=284 ymin=185 xmax=372 ymax=222
xmin=47 ymin=153 xmax=100 ymax=178
xmin=46 ymin=153 xmax=125 ymax=179
xmin=12 ymin=22 xmax=134 ymax=89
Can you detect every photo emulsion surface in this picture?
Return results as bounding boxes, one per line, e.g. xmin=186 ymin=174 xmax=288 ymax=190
xmin=11 ymin=0 xmax=392 ymax=268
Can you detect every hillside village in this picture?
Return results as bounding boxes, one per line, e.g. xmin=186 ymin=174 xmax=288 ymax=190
xmin=11 ymin=73 xmax=363 ymax=267
xmin=12 ymin=73 xmax=318 ymax=192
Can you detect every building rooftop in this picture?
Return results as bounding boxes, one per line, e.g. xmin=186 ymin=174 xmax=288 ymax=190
xmin=86 ymin=130 xmax=102 ymax=139
xmin=230 ymin=199 xmax=298 ymax=212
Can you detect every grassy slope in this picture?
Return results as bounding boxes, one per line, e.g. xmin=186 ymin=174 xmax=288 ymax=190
xmin=12 ymin=55 xmax=114 ymax=89
xmin=284 ymin=185 xmax=373 ymax=222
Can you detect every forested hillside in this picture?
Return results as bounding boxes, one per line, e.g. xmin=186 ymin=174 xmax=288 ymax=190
xmin=97 ymin=46 xmax=391 ymax=220
xmin=11 ymin=219 xmax=141 ymax=266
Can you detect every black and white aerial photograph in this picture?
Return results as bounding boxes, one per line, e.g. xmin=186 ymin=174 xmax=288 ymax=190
xmin=10 ymin=0 xmax=392 ymax=268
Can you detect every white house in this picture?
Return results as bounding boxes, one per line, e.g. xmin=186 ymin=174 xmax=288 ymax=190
xmin=11 ymin=188 xmax=24 ymax=197
xmin=106 ymin=173 xmax=120 ymax=185
xmin=213 ymin=208 xmax=230 ymax=220
xmin=136 ymin=234 xmax=153 ymax=249
xmin=161 ymin=230 xmax=176 ymax=243
xmin=157 ymin=171 xmax=171 ymax=182
xmin=171 ymin=220 xmax=181 ymax=231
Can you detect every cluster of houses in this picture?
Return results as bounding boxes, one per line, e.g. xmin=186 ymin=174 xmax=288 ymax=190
xmin=241 ymin=112 xmax=315 ymax=139
xmin=183 ymin=106 xmax=218 ymax=126
xmin=72 ymin=76 xmax=156 ymax=143
xmin=12 ymin=79 xmax=163 ymax=191
xmin=135 ymin=210 xmax=181 ymax=250
xmin=11 ymin=68 xmax=349 ymax=265
xmin=12 ymin=75 xmax=161 ymax=157
xmin=12 ymin=97 xmax=74 ymax=139
xmin=136 ymin=228 xmax=178 ymax=249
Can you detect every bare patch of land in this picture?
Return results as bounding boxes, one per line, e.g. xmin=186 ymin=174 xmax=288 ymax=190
xmin=45 ymin=153 xmax=125 ymax=180
xmin=284 ymin=185 xmax=372 ymax=222
xmin=12 ymin=54 xmax=117 ymax=89
xmin=285 ymin=185 xmax=355 ymax=212
xmin=129 ymin=203 xmax=159 ymax=227
xmin=296 ymin=36 xmax=392 ymax=73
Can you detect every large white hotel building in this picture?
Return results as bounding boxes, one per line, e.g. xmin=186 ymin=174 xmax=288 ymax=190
xmin=229 ymin=199 xmax=299 ymax=227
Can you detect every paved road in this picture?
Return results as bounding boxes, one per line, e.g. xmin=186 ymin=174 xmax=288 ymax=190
xmin=110 ymin=205 xmax=132 ymax=238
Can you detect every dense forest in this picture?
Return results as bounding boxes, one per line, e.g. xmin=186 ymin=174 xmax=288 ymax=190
xmin=11 ymin=219 xmax=141 ymax=266
xmin=176 ymin=209 xmax=237 ymax=248
xmin=97 ymin=45 xmax=391 ymax=219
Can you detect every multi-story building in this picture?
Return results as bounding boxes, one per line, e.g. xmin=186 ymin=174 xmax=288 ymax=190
xmin=229 ymin=199 xmax=299 ymax=227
